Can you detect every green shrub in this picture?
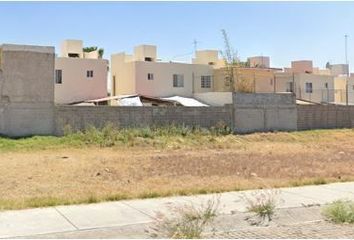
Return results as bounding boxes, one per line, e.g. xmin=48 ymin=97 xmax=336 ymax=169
xmin=322 ymin=200 xmax=354 ymax=224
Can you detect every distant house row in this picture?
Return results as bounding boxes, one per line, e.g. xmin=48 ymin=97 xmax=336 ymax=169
xmin=54 ymin=39 xmax=354 ymax=106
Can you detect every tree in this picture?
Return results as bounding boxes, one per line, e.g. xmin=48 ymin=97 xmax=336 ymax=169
xmin=83 ymin=46 xmax=104 ymax=58
xmin=220 ymin=29 xmax=253 ymax=93
xmin=98 ymin=48 xmax=104 ymax=58
xmin=220 ymin=29 xmax=238 ymax=92
xmin=83 ymin=46 xmax=98 ymax=52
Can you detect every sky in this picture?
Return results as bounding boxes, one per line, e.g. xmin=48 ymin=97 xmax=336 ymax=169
xmin=1 ymin=1 xmax=354 ymax=71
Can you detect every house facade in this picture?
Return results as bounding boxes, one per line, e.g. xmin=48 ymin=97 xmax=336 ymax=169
xmin=111 ymin=45 xmax=222 ymax=98
xmin=55 ymin=40 xmax=108 ymax=104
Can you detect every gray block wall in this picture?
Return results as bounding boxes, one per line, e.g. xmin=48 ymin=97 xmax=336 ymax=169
xmin=297 ymin=105 xmax=354 ymax=130
xmin=233 ymin=93 xmax=298 ymax=133
xmin=54 ymin=105 xmax=233 ymax=135
xmin=0 ymin=44 xmax=55 ymax=137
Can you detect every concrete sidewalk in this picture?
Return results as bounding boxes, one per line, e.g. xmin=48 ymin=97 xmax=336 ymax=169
xmin=1 ymin=182 xmax=354 ymax=238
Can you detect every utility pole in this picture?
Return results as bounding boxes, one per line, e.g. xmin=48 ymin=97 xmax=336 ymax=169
xmin=345 ymin=35 xmax=349 ymax=106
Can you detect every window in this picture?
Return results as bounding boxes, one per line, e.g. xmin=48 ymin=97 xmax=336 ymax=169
xmin=305 ymin=82 xmax=313 ymax=93
xmin=68 ymin=53 xmax=80 ymax=58
xmin=325 ymin=83 xmax=328 ymax=88
xmin=208 ymin=62 xmax=215 ymax=66
xmin=270 ymin=78 xmax=273 ymax=85
xmin=147 ymin=73 xmax=154 ymax=80
xmin=55 ymin=69 xmax=62 ymax=84
xmin=286 ymin=82 xmax=294 ymax=92
xmin=145 ymin=57 xmax=153 ymax=62
xmin=173 ymin=74 xmax=184 ymax=87
xmin=201 ymin=76 xmax=211 ymax=88
xmin=86 ymin=70 xmax=94 ymax=78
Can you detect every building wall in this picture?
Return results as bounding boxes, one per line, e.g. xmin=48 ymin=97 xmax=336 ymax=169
xmin=134 ymin=45 xmax=157 ymax=62
xmin=192 ymin=50 xmax=224 ymax=68
xmin=291 ymin=60 xmax=313 ymax=73
xmin=55 ymin=57 xmax=108 ymax=104
xmin=213 ymin=67 xmax=277 ymax=93
xmin=111 ymin=53 xmax=136 ymax=96
xmin=60 ymin=40 xmax=83 ymax=58
xmin=295 ymin=73 xmax=335 ymax=103
xmin=233 ymin=93 xmax=297 ymax=133
xmin=275 ymin=72 xmax=335 ymax=103
xmin=111 ymin=55 xmax=214 ymax=97
xmin=329 ymin=64 xmax=349 ymax=76
xmin=134 ymin=61 xmax=214 ymax=97
xmin=248 ymin=56 xmax=270 ymax=68
xmin=54 ymin=105 xmax=233 ymax=135
xmin=0 ymin=44 xmax=55 ymax=137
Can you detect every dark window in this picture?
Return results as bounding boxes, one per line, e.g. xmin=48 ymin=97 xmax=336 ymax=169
xmin=145 ymin=57 xmax=153 ymax=62
xmin=86 ymin=70 xmax=94 ymax=78
xmin=201 ymin=76 xmax=211 ymax=88
xmin=147 ymin=73 xmax=154 ymax=80
xmin=173 ymin=74 xmax=184 ymax=87
xmin=325 ymin=83 xmax=328 ymax=88
xmin=55 ymin=69 xmax=62 ymax=84
xmin=305 ymin=82 xmax=313 ymax=93
xmin=68 ymin=53 xmax=80 ymax=58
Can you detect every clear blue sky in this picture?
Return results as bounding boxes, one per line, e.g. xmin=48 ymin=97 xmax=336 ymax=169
xmin=1 ymin=2 xmax=354 ymax=70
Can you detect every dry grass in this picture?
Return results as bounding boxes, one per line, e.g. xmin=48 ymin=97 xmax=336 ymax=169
xmin=0 ymin=129 xmax=353 ymax=210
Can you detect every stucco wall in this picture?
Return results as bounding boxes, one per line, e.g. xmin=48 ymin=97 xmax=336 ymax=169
xmin=0 ymin=44 xmax=55 ymax=137
xmin=134 ymin=61 xmax=214 ymax=97
xmin=55 ymin=57 xmax=108 ymax=104
xmin=233 ymin=93 xmax=298 ymax=133
xmin=54 ymin=105 xmax=233 ymax=135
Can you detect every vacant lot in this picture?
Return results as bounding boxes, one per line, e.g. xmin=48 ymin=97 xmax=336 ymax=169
xmin=0 ymin=128 xmax=353 ymax=210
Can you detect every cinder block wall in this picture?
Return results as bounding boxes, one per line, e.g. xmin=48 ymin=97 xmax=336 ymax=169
xmin=54 ymin=105 xmax=233 ymax=135
xmin=297 ymin=105 xmax=354 ymax=130
xmin=233 ymin=93 xmax=298 ymax=133
xmin=0 ymin=44 xmax=55 ymax=137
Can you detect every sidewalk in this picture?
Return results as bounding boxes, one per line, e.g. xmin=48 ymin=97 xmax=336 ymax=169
xmin=1 ymin=182 xmax=354 ymax=238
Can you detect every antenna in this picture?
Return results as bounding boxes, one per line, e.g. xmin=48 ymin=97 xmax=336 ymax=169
xmin=193 ymin=39 xmax=201 ymax=52
xmin=345 ymin=34 xmax=349 ymax=65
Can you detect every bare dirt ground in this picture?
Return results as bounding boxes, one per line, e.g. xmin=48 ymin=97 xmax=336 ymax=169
xmin=0 ymin=130 xmax=354 ymax=210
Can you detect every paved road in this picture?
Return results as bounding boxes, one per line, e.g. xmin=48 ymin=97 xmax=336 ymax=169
xmin=1 ymin=182 xmax=354 ymax=238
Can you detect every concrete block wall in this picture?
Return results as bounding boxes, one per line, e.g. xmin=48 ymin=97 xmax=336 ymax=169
xmin=297 ymin=105 xmax=354 ymax=130
xmin=233 ymin=93 xmax=298 ymax=133
xmin=0 ymin=44 xmax=55 ymax=137
xmin=54 ymin=105 xmax=233 ymax=135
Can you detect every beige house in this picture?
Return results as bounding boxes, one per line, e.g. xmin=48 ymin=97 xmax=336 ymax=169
xmin=111 ymin=45 xmax=223 ymax=98
xmin=275 ymin=72 xmax=335 ymax=103
xmin=55 ymin=40 xmax=108 ymax=104
xmin=213 ymin=67 xmax=281 ymax=93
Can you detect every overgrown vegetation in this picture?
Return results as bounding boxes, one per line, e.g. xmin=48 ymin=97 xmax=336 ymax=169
xmin=149 ymin=197 xmax=220 ymax=238
xmin=322 ymin=200 xmax=354 ymax=224
xmin=0 ymin=122 xmax=231 ymax=152
xmin=241 ymin=179 xmax=281 ymax=224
